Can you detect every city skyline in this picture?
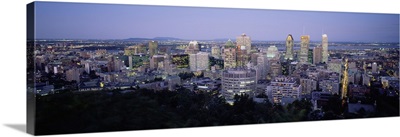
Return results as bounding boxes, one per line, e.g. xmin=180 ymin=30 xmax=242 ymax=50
xmin=35 ymin=2 xmax=399 ymax=43
xmin=28 ymin=2 xmax=400 ymax=135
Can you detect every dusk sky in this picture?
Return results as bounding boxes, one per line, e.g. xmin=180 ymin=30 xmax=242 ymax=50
xmin=35 ymin=2 xmax=400 ymax=42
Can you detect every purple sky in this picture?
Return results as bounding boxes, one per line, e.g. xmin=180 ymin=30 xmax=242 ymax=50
xmin=35 ymin=2 xmax=399 ymax=42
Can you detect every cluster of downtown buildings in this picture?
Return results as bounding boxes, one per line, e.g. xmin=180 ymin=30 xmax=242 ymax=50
xmin=30 ymin=33 xmax=399 ymax=112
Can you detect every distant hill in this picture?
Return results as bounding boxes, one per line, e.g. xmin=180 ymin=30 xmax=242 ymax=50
xmin=125 ymin=38 xmax=151 ymax=41
xmin=125 ymin=37 xmax=182 ymax=41
xmin=153 ymin=37 xmax=182 ymax=40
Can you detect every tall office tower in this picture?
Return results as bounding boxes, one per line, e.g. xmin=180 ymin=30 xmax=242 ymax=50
xmin=236 ymin=33 xmax=252 ymax=54
xmin=189 ymin=52 xmax=209 ymax=71
xmin=299 ymin=35 xmax=310 ymax=63
xmin=308 ymin=49 xmax=313 ymax=64
xmin=236 ymin=45 xmax=247 ymax=68
xmin=149 ymin=41 xmax=158 ymax=57
xmin=313 ymin=45 xmax=323 ymax=64
xmin=285 ymin=34 xmax=294 ymax=60
xmin=185 ymin=41 xmax=200 ymax=54
xmin=257 ymin=55 xmax=269 ymax=80
xmin=322 ymin=34 xmax=328 ymax=63
xmin=224 ymin=39 xmax=237 ymax=69
xmin=236 ymin=33 xmax=251 ymax=67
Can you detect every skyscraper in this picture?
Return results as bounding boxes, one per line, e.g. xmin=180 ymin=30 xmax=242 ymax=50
xmin=299 ymin=35 xmax=310 ymax=63
xmin=322 ymin=34 xmax=328 ymax=63
xmin=313 ymin=45 xmax=323 ymax=64
xmin=308 ymin=49 xmax=313 ymax=64
xmin=236 ymin=33 xmax=251 ymax=67
xmin=285 ymin=34 xmax=294 ymax=60
xmin=223 ymin=39 xmax=237 ymax=69
xmin=149 ymin=41 xmax=158 ymax=57
xmin=236 ymin=33 xmax=251 ymax=54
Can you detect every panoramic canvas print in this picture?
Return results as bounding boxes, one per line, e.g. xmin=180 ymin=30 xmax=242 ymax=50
xmin=27 ymin=1 xmax=400 ymax=135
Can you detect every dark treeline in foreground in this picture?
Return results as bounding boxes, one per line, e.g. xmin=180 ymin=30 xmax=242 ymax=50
xmin=35 ymin=88 xmax=311 ymax=135
xmin=35 ymin=87 xmax=398 ymax=135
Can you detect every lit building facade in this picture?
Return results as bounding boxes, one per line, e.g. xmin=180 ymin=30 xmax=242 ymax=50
xmin=285 ymin=34 xmax=294 ymax=60
xmin=299 ymin=35 xmax=310 ymax=63
xmin=313 ymin=45 xmax=323 ymax=64
xmin=266 ymin=76 xmax=301 ymax=105
xmin=322 ymin=34 xmax=328 ymax=63
xmin=328 ymin=59 xmax=342 ymax=74
xmin=319 ymin=78 xmax=340 ymax=95
xmin=236 ymin=33 xmax=251 ymax=67
xmin=221 ymin=68 xmax=257 ymax=101
xmin=236 ymin=33 xmax=251 ymax=54
xmin=300 ymin=78 xmax=318 ymax=95
xmin=223 ymin=39 xmax=237 ymax=69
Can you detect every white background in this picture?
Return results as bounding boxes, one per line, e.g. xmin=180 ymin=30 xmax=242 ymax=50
xmin=0 ymin=0 xmax=399 ymax=137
